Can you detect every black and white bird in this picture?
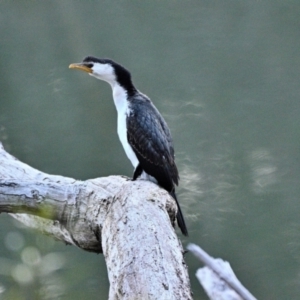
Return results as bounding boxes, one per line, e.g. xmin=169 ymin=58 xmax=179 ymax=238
xmin=69 ymin=56 xmax=188 ymax=236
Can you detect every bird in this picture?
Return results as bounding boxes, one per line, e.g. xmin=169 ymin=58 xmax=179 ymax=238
xmin=69 ymin=56 xmax=188 ymax=236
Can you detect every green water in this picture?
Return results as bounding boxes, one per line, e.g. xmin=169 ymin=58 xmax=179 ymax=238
xmin=1 ymin=1 xmax=300 ymax=299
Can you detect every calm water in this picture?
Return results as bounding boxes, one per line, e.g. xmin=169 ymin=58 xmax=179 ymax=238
xmin=1 ymin=1 xmax=300 ymax=299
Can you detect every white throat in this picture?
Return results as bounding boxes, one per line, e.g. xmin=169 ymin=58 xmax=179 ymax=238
xmin=110 ymin=83 xmax=139 ymax=168
xmin=89 ymin=63 xmax=116 ymax=85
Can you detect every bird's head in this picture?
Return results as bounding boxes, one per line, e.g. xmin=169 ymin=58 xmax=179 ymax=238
xmin=69 ymin=56 xmax=135 ymax=93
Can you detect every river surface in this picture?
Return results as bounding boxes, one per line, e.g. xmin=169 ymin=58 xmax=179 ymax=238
xmin=0 ymin=2 xmax=300 ymax=299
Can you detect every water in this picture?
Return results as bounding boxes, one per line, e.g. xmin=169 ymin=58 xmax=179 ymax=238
xmin=0 ymin=1 xmax=300 ymax=299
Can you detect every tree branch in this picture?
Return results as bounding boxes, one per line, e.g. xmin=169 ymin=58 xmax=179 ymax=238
xmin=0 ymin=142 xmax=192 ymax=299
xmin=187 ymin=243 xmax=256 ymax=300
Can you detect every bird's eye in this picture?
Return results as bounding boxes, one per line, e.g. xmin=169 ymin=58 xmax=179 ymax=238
xmin=86 ymin=63 xmax=93 ymax=69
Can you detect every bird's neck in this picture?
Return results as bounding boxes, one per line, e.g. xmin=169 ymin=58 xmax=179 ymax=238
xmin=112 ymin=83 xmax=130 ymax=111
xmin=112 ymin=75 xmax=136 ymax=97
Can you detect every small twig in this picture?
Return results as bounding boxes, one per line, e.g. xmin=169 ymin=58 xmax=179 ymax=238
xmin=187 ymin=243 xmax=257 ymax=300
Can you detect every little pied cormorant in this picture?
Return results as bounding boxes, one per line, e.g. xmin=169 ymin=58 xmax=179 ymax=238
xmin=69 ymin=56 xmax=188 ymax=236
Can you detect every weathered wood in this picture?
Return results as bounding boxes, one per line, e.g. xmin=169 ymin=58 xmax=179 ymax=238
xmin=188 ymin=244 xmax=256 ymax=300
xmin=0 ymin=143 xmax=192 ymax=299
xmin=103 ymin=181 xmax=191 ymax=300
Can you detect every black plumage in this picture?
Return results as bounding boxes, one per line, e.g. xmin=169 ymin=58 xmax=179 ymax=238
xmin=127 ymin=93 xmax=188 ymax=236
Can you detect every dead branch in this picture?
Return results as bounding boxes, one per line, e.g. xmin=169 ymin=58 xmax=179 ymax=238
xmin=0 ymin=142 xmax=192 ymax=299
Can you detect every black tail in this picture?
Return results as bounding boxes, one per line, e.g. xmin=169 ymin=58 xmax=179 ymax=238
xmin=170 ymin=191 xmax=188 ymax=236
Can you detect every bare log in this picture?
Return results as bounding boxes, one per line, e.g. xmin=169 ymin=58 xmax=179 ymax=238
xmin=0 ymin=143 xmax=192 ymax=299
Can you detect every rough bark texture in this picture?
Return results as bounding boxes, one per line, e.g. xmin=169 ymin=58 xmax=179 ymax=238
xmin=0 ymin=143 xmax=192 ymax=299
xmin=103 ymin=181 xmax=191 ymax=300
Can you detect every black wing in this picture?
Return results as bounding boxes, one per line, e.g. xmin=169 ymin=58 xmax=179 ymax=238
xmin=127 ymin=96 xmax=179 ymax=192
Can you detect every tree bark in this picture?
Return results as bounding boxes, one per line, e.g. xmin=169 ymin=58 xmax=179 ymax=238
xmin=0 ymin=143 xmax=192 ymax=299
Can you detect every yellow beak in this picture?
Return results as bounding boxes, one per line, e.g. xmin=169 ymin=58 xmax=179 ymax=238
xmin=69 ymin=63 xmax=92 ymax=74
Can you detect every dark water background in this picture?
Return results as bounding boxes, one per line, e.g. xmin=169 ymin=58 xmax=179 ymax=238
xmin=0 ymin=1 xmax=300 ymax=299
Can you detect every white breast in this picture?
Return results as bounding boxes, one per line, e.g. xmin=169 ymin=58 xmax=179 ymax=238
xmin=112 ymin=85 xmax=139 ymax=168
